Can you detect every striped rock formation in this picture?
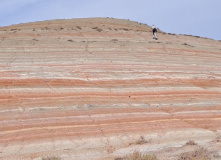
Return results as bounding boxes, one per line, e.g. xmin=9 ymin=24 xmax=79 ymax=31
xmin=0 ymin=18 xmax=221 ymax=160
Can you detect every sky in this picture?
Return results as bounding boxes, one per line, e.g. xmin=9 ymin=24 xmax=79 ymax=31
xmin=0 ymin=0 xmax=221 ymax=40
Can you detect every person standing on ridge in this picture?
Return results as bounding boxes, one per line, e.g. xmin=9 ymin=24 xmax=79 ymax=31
xmin=152 ymin=25 xmax=158 ymax=40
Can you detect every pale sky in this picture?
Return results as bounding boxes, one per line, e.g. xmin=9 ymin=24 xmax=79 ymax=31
xmin=0 ymin=0 xmax=221 ymax=40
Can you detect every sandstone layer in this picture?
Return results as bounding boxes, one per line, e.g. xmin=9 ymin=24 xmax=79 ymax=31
xmin=0 ymin=18 xmax=221 ymax=160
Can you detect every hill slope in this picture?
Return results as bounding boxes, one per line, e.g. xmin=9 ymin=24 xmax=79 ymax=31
xmin=0 ymin=18 xmax=221 ymax=160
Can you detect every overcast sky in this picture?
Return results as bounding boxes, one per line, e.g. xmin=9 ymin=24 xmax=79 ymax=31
xmin=0 ymin=0 xmax=220 ymax=40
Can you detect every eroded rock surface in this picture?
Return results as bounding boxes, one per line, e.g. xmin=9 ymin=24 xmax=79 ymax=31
xmin=0 ymin=18 xmax=221 ymax=160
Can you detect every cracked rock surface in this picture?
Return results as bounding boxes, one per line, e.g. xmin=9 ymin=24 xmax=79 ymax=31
xmin=0 ymin=18 xmax=221 ymax=160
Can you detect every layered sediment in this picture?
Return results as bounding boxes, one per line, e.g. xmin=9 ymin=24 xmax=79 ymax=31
xmin=0 ymin=18 xmax=221 ymax=160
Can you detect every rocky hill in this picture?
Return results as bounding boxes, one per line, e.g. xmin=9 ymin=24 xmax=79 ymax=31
xmin=0 ymin=18 xmax=221 ymax=160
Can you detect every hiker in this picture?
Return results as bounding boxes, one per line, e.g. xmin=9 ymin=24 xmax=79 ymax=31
xmin=152 ymin=25 xmax=158 ymax=40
